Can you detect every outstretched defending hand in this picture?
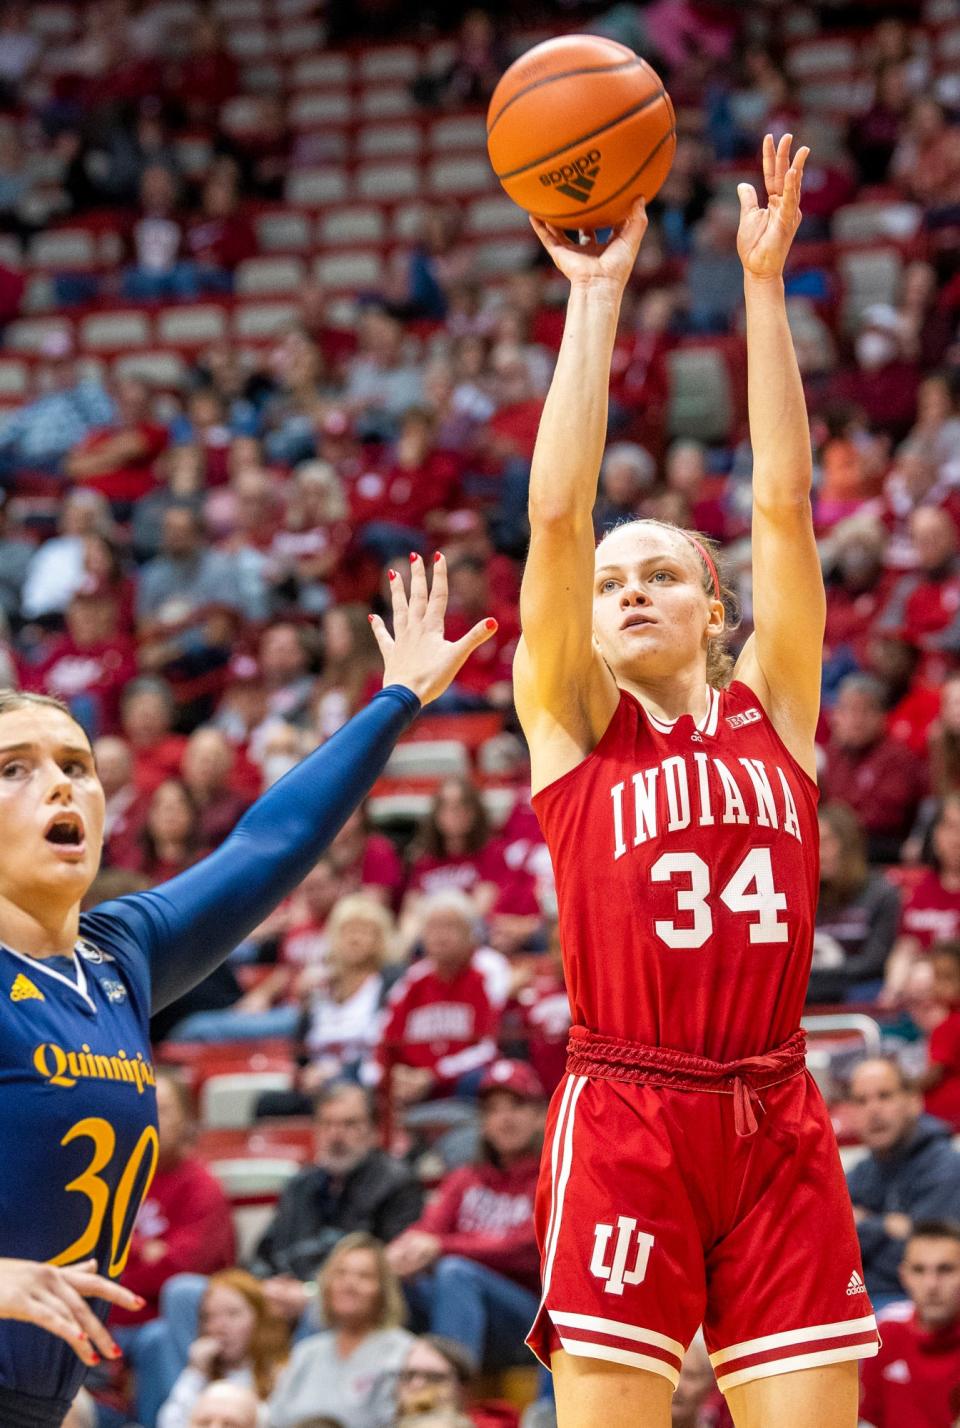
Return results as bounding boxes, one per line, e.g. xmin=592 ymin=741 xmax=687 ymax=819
xmin=528 ymin=196 xmax=648 ymax=291
xmin=369 ymin=551 xmax=497 ymax=707
xmin=0 ymin=1256 xmax=142 ymax=1366
xmin=737 ymin=133 xmax=809 ymax=280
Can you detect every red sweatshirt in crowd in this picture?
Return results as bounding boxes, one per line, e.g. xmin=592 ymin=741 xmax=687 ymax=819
xmin=111 ymin=1154 xmax=235 ymax=1324
xmin=859 ymin=1302 xmax=960 ymax=1428
xmin=924 ymin=1005 xmax=960 ymax=1131
xmin=413 ymin=1151 xmax=541 ymax=1293
xmin=379 ymin=957 xmax=499 ymax=1092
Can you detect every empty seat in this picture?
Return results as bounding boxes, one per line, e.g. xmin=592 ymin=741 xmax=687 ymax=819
xmin=288 ymin=90 xmax=351 ymax=127
xmin=219 ymin=95 xmax=263 ymax=134
xmin=22 ymin=275 xmax=56 ymax=313
xmin=385 ymin=741 xmax=470 ymax=779
xmin=939 ymin=24 xmax=960 ymax=60
xmin=319 ymin=205 xmax=386 ymax=246
xmin=255 ymin=210 xmax=312 ymax=252
xmin=201 ymin=1071 xmax=294 ymax=1129
xmin=392 ymin=201 xmax=429 ymax=241
xmin=786 ymin=37 xmax=858 ymax=77
xmin=175 ymin=136 xmax=214 ymax=176
xmin=235 ymin=256 xmax=306 ymax=296
xmin=30 ymin=4 xmax=77 ymax=35
xmin=224 ymin=27 xmax=270 ymax=58
xmin=113 ymin=351 xmax=189 ymax=387
xmin=666 ymin=347 xmax=733 ymax=443
xmin=285 ymin=168 xmax=349 ymax=206
xmin=210 ymin=1157 xmax=301 ymax=1198
xmin=839 ymin=248 xmax=903 ymax=329
xmin=313 ymin=251 xmax=383 ymax=291
xmin=358 ymin=44 xmax=419 ymax=81
xmin=0 ymin=235 xmax=20 ymax=267
xmin=80 ymin=311 xmax=151 ymax=350
xmin=358 ymin=86 xmax=415 ymax=119
xmin=279 ymin=21 xmax=325 ymax=53
xmin=242 ymin=60 xmax=284 ymax=92
xmin=798 ymin=77 xmax=873 ymax=114
xmin=356 ymin=161 xmax=421 ymax=201
xmin=157 ymin=304 xmax=227 ymax=345
xmin=833 ymin=202 xmax=922 ymax=243
xmin=839 ymin=1144 xmax=869 ymax=1174
xmin=289 ymin=53 xmax=352 ymax=87
xmin=233 ymin=300 xmax=299 ymax=339
xmin=467 ymin=194 xmax=531 ymax=235
xmin=4 ymin=317 xmax=72 ymax=353
xmin=28 ymin=229 xmax=96 ymax=269
xmin=368 ymin=792 xmax=434 ymax=825
xmin=357 ymin=122 xmax=422 ymax=158
xmin=0 ymin=360 xmax=28 ymax=397
xmin=473 ymin=236 xmax=536 ymax=273
xmin=427 ymin=155 xmax=494 ymax=197
xmin=213 ymin=0 xmax=262 ymax=18
xmin=429 ymin=115 xmax=489 ymax=152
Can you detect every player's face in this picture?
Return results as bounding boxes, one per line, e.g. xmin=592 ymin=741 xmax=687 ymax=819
xmin=201 ymin=1284 xmax=256 ymax=1366
xmin=593 ymin=525 xmax=723 ymax=686
xmin=849 ymin=1061 xmax=919 ymax=1152
xmin=901 ymin=1237 xmax=960 ymax=1328
xmin=0 ymin=707 xmax=105 ymax=916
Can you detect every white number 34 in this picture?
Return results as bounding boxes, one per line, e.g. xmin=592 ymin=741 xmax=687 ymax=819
xmin=650 ymin=847 xmax=788 ymax=949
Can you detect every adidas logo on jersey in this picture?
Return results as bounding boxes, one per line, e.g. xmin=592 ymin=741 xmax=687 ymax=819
xmin=846 ymin=1270 xmax=867 ymax=1296
xmin=10 ymin=973 xmax=44 ymax=1003
xmin=726 ymin=709 xmax=762 ymax=729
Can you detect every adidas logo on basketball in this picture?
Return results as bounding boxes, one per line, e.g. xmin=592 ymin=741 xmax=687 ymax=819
xmin=539 ymin=148 xmax=601 ymax=203
xmin=846 ymin=1271 xmax=867 ymax=1296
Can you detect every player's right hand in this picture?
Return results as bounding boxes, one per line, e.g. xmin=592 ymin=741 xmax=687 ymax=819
xmin=0 ymin=1256 xmax=143 ymax=1366
xmin=528 ymin=195 xmax=647 ymax=292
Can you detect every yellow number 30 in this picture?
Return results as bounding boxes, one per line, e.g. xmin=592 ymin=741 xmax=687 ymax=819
xmin=50 ymin=1117 xmax=160 ymax=1276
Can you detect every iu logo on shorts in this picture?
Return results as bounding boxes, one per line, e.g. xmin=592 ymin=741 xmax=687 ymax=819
xmin=590 ymin=1216 xmax=655 ymax=1296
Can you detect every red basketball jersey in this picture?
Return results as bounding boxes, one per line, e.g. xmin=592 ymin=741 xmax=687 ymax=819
xmin=533 ymin=681 xmax=820 ymax=1061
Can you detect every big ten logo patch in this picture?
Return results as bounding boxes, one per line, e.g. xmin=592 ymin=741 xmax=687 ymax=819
xmin=590 ymin=1216 xmax=655 ymax=1296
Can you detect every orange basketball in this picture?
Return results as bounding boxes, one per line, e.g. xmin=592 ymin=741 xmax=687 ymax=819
xmin=486 ymin=34 xmax=676 ymax=229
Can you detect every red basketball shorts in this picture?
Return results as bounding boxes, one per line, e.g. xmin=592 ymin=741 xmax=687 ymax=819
xmin=526 ymin=1031 xmax=879 ymax=1394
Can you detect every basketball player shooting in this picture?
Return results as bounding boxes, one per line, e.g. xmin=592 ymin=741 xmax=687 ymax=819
xmin=514 ymin=134 xmax=878 ymax=1428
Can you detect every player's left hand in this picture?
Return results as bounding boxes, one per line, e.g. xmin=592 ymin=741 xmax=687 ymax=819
xmin=736 ymin=133 xmax=808 ymax=280
xmin=370 ymin=551 xmax=497 ymax=707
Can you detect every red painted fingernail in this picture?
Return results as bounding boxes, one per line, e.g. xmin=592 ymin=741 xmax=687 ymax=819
xmin=89 ymin=1352 xmax=101 ymax=1366
xmin=367 ymin=613 xmax=374 ymax=623
xmin=108 ymin=1344 xmax=122 ymax=1360
xmin=388 ymin=570 xmax=396 ymax=581
xmin=434 ymin=551 xmax=441 ymax=563
xmin=409 ymin=552 xmax=418 ymax=563
xmin=485 ymin=618 xmax=498 ymax=630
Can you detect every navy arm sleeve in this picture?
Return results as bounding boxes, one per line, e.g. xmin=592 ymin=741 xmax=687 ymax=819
xmin=86 ymin=687 xmax=420 ymax=1012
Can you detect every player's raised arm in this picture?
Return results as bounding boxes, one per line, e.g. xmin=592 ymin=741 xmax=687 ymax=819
xmin=87 ymin=555 xmax=495 ymax=1011
xmin=732 ymin=134 xmax=824 ymax=779
xmin=514 ymin=203 xmax=647 ymax=767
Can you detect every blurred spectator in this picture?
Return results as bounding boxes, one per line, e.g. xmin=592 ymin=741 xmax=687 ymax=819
xmin=344 ymin=309 xmax=424 ymax=439
xmin=437 ymin=556 xmax=518 ymax=712
xmin=832 ymin=306 xmax=922 ymax=444
xmin=328 ymin=806 xmax=406 ymax=910
xmin=267 ymin=460 xmax=352 ymax=616
xmin=848 ymin=61 xmax=913 ymax=185
xmin=884 ymin=796 xmax=960 ymax=1005
xmin=388 ymin=1060 xmax=543 ymax=1369
xmin=0 ymin=495 xmax=32 ymax=621
xmin=188 ymin=1382 xmax=260 ymax=1428
xmin=181 ymin=727 xmax=251 ymax=849
xmin=158 ymin=1271 xmax=290 ymax=1428
xmin=671 ymin=1332 xmax=723 ymax=1428
xmin=928 ymin=673 xmax=960 ymax=803
xmin=380 ymin=892 xmax=502 ymax=1107
xmin=20 ymin=489 xmax=114 ymax=621
xmin=249 ymin=1083 xmax=423 ymax=1320
xmin=808 ymin=802 xmax=901 ymax=1005
xmin=64 ymin=376 xmax=168 ymax=507
xmin=166 ymin=15 xmax=239 ymax=132
xmin=593 ymin=443 xmax=657 ymax=537
xmin=686 ymin=199 xmax=743 ymax=333
xmin=878 ymin=507 xmax=960 ymax=680
xmin=919 ymin=942 xmax=960 ymax=1133
xmin=134 ymin=444 xmax=207 ymax=562
xmin=95 ymin=733 xmax=141 ymax=864
xmin=390 ymin=1337 xmax=474 ymax=1423
xmin=502 ymin=920 xmax=569 ymax=1097
xmin=310 ymin=605 xmax=383 ymax=741
xmin=120 ymin=777 xmax=205 ymax=883
xmin=259 ymin=623 xmax=316 ymax=727
xmin=263 ymin=331 xmax=336 ymax=468
xmin=484 ymin=345 xmax=543 ymax=464
xmin=414 ymin=10 xmax=508 ymax=109
xmin=137 ymin=504 xmax=249 ymax=632
xmin=61 ymin=1389 xmax=96 ymax=1428
xmin=222 ymin=94 xmax=291 ymax=203
xmin=122 ymin=165 xmax=199 ymax=302
xmin=0 ymin=5 xmax=39 ymax=102
xmin=909 ymin=371 xmax=960 ymax=470
xmin=892 ymin=99 xmax=960 ymax=213
xmin=186 ymin=169 xmax=257 ymax=295
xmin=23 ymin=585 xmax=137 ymax=737
xmin=403 ymin=780 xmax=508 ymax=923
xmin=384 ymin=207 xmax=472 ymax=323
xmin=0 ymin=333 xmax=114 ymax=478
xmin=121 ymin=676 xmax=188 ymax=796
xmin=846 ymin=1058 xmax=960 ymax=1305
xmin=352 ymin=408 xmax=461 ymax=563
xmin=266 ymin=1233 xmax=415 ymax=1428
xmin=859 ymin=1220 xmax=960 ymax=1428
xmin=821 ymin=674 xmax=926 ymax=862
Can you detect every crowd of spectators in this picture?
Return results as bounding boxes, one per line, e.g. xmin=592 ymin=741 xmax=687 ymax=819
xmin=2 ymin=0 xmax=960 ymax=1422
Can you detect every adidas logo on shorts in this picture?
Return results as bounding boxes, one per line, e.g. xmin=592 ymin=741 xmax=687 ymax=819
xmin=846 ymin=1270 xmax=867 ymax=1296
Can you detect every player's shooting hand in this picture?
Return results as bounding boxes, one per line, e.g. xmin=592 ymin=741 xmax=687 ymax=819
xmin=737 ymin=133 xmax=808 ymax=280
xmin=0 ymin=1256 xmax=143 ymax=1367
xmin=529 ymin=196 xmax=647 ymax=293
xmin=370 ymin=552 xmax=497 ymax=707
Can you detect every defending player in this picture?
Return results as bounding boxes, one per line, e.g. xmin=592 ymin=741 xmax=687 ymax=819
xmin=0 ymin=554 xmax=493 ymax=1428
xmin=515 ymin=135 xmax=878 ymax=1428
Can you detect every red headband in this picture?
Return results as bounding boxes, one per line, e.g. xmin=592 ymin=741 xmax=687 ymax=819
xmin=683 ymin=533 xmax=721 ymax=601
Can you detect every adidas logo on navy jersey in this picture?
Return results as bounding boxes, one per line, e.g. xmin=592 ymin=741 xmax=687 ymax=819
xmin=726 ymin=709 xmax=762 ymax=729
xmin=10 ymin=972 xmax=44 ymax=1003
xmin=846 ymin=1270 xmax=867 ymax=1296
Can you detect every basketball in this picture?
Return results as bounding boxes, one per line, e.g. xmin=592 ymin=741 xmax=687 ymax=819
xmin=486 ymin=34 xmax=676 ymax=229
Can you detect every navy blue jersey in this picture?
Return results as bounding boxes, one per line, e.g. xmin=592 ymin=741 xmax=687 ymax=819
xmin=0 ymin=686 xmax=418 ymax=1417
